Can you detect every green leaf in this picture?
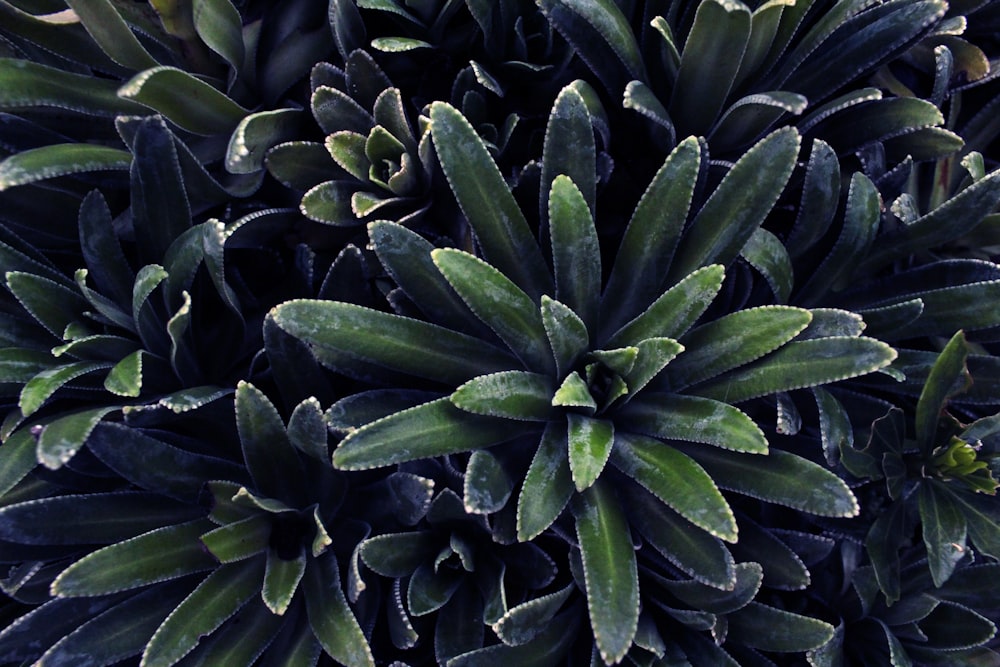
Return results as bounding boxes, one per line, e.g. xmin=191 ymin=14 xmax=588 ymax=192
xmin=0 ymin=143 xmax=130 ymax=192
xmin=567 ymin=413 xmax=614 ymax=492
xmin=226 ymin=109 xmax=303 ymax=174
xmin=540 ymin=296 xmax=590 ymax=379
xmin=740 ymin=227 xmax=794 ymax=302
xmin=493 ymin=584 xmax=574 ymax=646
xmin=407 ymin=563 xmax=462 ymax=616
xmin=326 ymin=131 xmax=370 ymax=181
xmin=0 ymin=428 xmax=36 ymax=498
xmin=272 ymin=300 xmax=517 ymax=386
xmin=623 ymin=338 xmax=684 ymax=397
xmin=787 ymin=139 xmax=840 ymax=259
xmin=541 ymin=85 xmax=597 ymax=226
xmin=36 ymin=406 xmax=118 ymax=470
xmin=52 ymin=519 xmax=217 ymax=597
xmin=118 ymin=67 xmax=249 ymax=135
xmin=915 ymin=601 xmax=997 ymax=651
xmin=653 ymin=562 xmax=762 ymax=614
xmin=728 ymin=603 xmax=834 ymax=652
xmin=78 ymin=190 xmax=133 ymax=308
xmin=549 ymin=175 xmax=600 ymax=330
xmin=607 ymin=264 xmax=726 ymax=348
xmin=360 ymin=532 xmax=437 ymax=577
xmin=464 ymin=449 xmax=514 ymax=514
xmin=193 ymin=0 xmax=246 ymax=71
xmin=263 ymin=549 xmax=306 ymax=616
xmin=448 ymin=608 xmax=580 ymax=666
xmin=730 ymin=515 xmax=810 ymax=590
xmin=620 ymin=394 xmax=768 ymax=454
xmin=517 ymin=421 xmax=575 ymax=541
xmin=665 ymin=305 xmax=813 ymax=390
xmin=6 ymin=270 xmax=87 ymax=338
xmin=265 ymin=141 xmax=337 ymax=190
xmin=311 ymin=85 xmax=373 ymax=136
xmin=236 ymin=381 xmax=306 ymax=505
xmin=432 ymin=249 xmax=553 ymax=374
xmin=573 ymin=480 xmax=639 ymax=665
xmin=142 ymin=557 xmax=265 ymax=667
xmin=20 ymin=361 xmax=110 ymax=418
xmin=865 ymin=498 xmax=905 ymax=604
xmin=0 ymin=58 xmax=145 ymax=116
xmin=916 ymin=331 xmax=969 ymax=455
xmin=333 ymin=398 xmax=533 ymax=471
xmin=551 ymin=371 xmax=597 ymax=413
xmin=687 ymin=447 xmax=859 ymax=517
xmin=200 ymin=514 xmax=273 ymax=563
xmin=452 ymin=372 xmax=555 ymax=421
xmin=612 ymin=433 xmax=737 ymax=542
xmin=103 ymin=349 xmax=145 ymax=397
xmin=430 ymin=102 xmax=552 ymax=300
xmin=668 ymin=127 xmax=800 ymax=282
xmin=694 ymin=337 xmax=897 ymax=403
xmin=919 ymin=482 xmax=968 ymax=588
xmin=668 ymin=0 xmax=752 ymax=135
xmin=813 ymin=387 xmax=853 ymax=465
xmin=64 ymin=0 xmax=158 ymax=70
xmin=601 ymin=138 xmax=702 ymax=339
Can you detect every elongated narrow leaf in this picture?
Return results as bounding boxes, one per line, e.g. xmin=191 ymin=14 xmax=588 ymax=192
xmin=601 ymin=138 xmax=702 ymax=339
xmin=540 ymin=296 xmax=590 ymax=379
xmin=20 ymin=361 xmax=111 ymax=418
xmin=494 ymin=584 xmax=574 ymax=646
xmin=263 ymin=549 xmax=306 ymax=616
xmin=666 ymin=306 xmax=812 ymax=390
xmin=236 ymin=381 xmax=306 ymax=504
xmin=0 ymin=428 xmax=36 ymax=497
xmin=0 ymin=143 xmax=130 ymax=192
xmin=730 ymin=515 xmax=809 ymax=590
xmin=518 ymin=421 xmax=575 ymax=541
xmin=52 ymin=519 xmax=217 ymax=597
xmin=686 ymin=446 xmax=859 ymax=517
xmin=432 ymin=249 xmax=552 ymax=374
xmin=573 ymin=480 xmax=639 ymax=665
xmin=448 ymin=608 xmax=580 ymax=666
xmin=620 ymin=394 xmax=767 ymax=454
xmin=915 ymin=331 xmax=969 ymax=455
xmin=567 ymin=413 xmax=614 ymax=492
xmin=919 ymin=482 xmax=968 ymax=588
xmin=612 ymin=433 xmax=737 ymax=542
xmin=78 ymin=190 xmax=133 ymax=308
xmin=668 ymin=128 xmax=800 ymax=282
xmin=65 ymin=0 xmax=159 ymax=70
xmin=657 ymin=562 xmax=762 ymax=614
xmin=272 ymin=300 xmax=517 ymax=386
xmin=549 ymin=175 xmax=600 ymax=330
xmin=333 ymin=398 xmax=533 ymax=470
xmin=304 ymin=553 xmax=375 ymax=667
xmin=740 ymin=227 xmax=794 ymax=302
xmin=452 ymin=372 xmax=555 ymax=421
xmin=728 ymin=603 xmax=834 ymax=652
xmin=193 ymin=0 xmax=246 ymax=71
xmin=119 ymin=67 xmax=249 ymax=135
xmin=0 ymin=58 xmax=145 ymax=116
xmin=199 ymin=514 xmax=273 ymax=563
xmin=541 ymin=85 xmax=597 ymax=225
xmin=430 ymin=102 xmax=551 ymax=299
xmin=787 ymin=139 xmax=840 ymax=258
xmin=6 ymin=271 xmax=87 ymax=338
xmin=142 ymin=558 xmax=265 ymax=667
xmin=226 ymin=108 xmax=303 ymax=174
xmin=360 ymin=532 xmax=437 ymax=577
xmin=694 ymin=337 xmax=897 ymax=403
xmin=37 ymin=406 xmax=118 ymax=470
xmin=669 ymin=0 xmax=752 ymax=135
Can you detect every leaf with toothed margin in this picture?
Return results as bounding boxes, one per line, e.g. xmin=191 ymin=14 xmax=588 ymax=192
xmin=452 ymin=372 xmax=555 ymax=421
xmin=226 ymin=108 xmax=303 ymax=174
xmin=333 ymin=398 xmax=535 ymax=471
xmin=303 ymin=552 xmax=375 ymax=667
xmin=263 ymin=549 xmax=306 ymax=616
xmin=541 ymin=84 xmax=597 ymax=227
xmin=118 ymin=67 xmax=249 ymax=136
xmin=51 ymin=519 xmax=217 ymax=597
xmin=518 ymin=421 xmax=575 ymax=542
xmin=548 ymin=175 xmax=600 ymax=330
xmin=20 ymin=361 xmax=111 ymax=418
xmin=693 ymin=337 xmax=897 ymax=403
xmin=622 ymin=338 xmax=684 ymax=398
xmin=141 ymin=558 xmax=264 ymax=667
xmin=573 ymin=480 xmax=638 ymax=665
xmin=36 ymin=406 xmax=118 ymax=470
xmin=432 ymin=249 xmax=553 ymax=375
xmin=541 ymin=296 xmax=590 ymax=379
xmin=915 ymin=330 xmax=970 ymax=457
xmin=0 ymin=428 xmax=36 ymax=498
xmin=494 ymin=584 xmax=575 ymax=646
xmin=236 ymin=381 xmax=307 ymax=505
xmin=0 ymin=144 xmax=132 ymax=191
xmin=685 ymin=446 xmax=860 ymax=518
xmin=727 ymin=603 xmax=835 ymax=652
xmin=6 ymin=271 xmax=87 ymax=338
xmin=620 ymin=393 xmax=768 ymax=454
xmin=612 ymin=433 xmax=737 ymax=542
xmin=448 ymin=608 xmax=581 ymax=666
xmin=430 ymin=102 xmax=552 ymax=300
xmin=360 ymin=532 xmax=437 ymax=578
xmin=464 ymin=449 xmax=513 ymax=514
xmin=567 ymin=413 xmax=614 ymax=492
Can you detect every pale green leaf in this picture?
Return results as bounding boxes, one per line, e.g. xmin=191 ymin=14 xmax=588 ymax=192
xmin=619 ymin=393 xmax=768 ymax=454
xmin=263 ymin=548 xmax=306 ymax=616
xmin=0 ymin=144 xmax=131 ymax=191
xmin=567 ymin=413 xmax=614 ymax=491
xmin=451 ymin=371 xmax=555 ymax=421
xmin=464 ymin=449 xmax=513 ymax=514
xmin=540 ymin=296 xmax=590 ymax=379
xmin=517 ymin=421 xmax=575 ymax=541
xmin=549 ymin=175 xmax=600 ymax=330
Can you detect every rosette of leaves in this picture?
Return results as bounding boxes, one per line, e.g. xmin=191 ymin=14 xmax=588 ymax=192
xmin=271 ymin=50 xmax=436 ymax=229
xmin=808 ymin=559 xmax=1000 ymax=665
xmin=0 ymin=0 xmax=331 ymax=212
xmin=0 ymin=116 xmax=255 ymax=487
xmin=273 ymin=90 xmax=899 ymax=663
xmin=538 ymin=0 xmax=962 ymax=161
xmin=838 ymin=332 xmax=1000 ymax=603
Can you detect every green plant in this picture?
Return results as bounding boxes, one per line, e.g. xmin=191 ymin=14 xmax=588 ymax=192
xmin=0 ymin=1 xmax=999 ymax=666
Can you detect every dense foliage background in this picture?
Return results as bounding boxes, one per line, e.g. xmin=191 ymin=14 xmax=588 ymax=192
xmin=1 ymin=0 xmax=1000 ymax=664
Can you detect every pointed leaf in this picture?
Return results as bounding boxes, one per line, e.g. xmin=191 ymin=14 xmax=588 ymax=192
xmin=620 ymin=393 xmax=768 ymax=454
xmin=573 ymin=480 xmax=639 ymax=665
xmin=302 ymin=553 xmax=374 ymax=666
xmin=78 ymin=190 xmax=134 ymax=308
xmin=549 ymin=175 xmax=600 ymax=329
xmin=193 ymin=0 xmax=246 ymax=71
xmin=740 ymin=227 xmax=794 ymax=302
xmin=687 ymin=447 xmax=859 ymax=517
xmin=694 ymin=337 xmax=897 ymax=403
xmin=430 ymin=102 xmax=551 ymax=300
xmin=0 ymin=144 xmax=131 ymax=191
xmin=567 ymin=413 xmax=614 ymax=491
xmin=142 ymin=558 xmax=265 ymax=667
xmin=52 ymin=519 xmax=217 ymax=597
xmin=728 ymin=603 xmax=834 ymax=652
xmin=601 ymin=138 xmax=702 ymax=339
xmin=236 ymin=381 xmax=305 ymax=504
xmin=0 ymin=428 xmax=36 ymax=498
xmin=448 ymin=608 xmax=580 ymax=666
xmin=464 ymin=449 xmax=513 ymax=514
xmin=0 ymin=58 xmax=146 ymax=117
xmin=612 ymin=433 xmax=737 ymax=542
xmin=916 ymin=331 xmax=969 ymax=455
xmin=517 ymin=421 xmax=575 ymax=541
xmin=263 ymin=549 xmax=306 ymax=616
xmin=333 ymin=398 xmax=533 ymax=470
xmin=919 ymin=482 xmax=967 ymax=588
xmin=541 ymin=85 xmax=597 ymax=224
xmin=64 ymin=0 xmax=158 ymax=70
xmin=36 ymin=406 xmax=118 ymax=470
xmin=541 ymin=296 xmax=590 ymax=378
xmin=669 ymin=128 xmax=800 ymax=281
xmin=226 ymin=108 xmax=303 ymax=174
xmin=272 ymin=300 xmax=517 ymax=386
xmin=200 ymin=514 xmax=273 ymax=563
xmin=20 ymin=361 xmax=111 ymax=418
xmin=432 ymin=249 xmax=552 ymax=373
xmin=6 ymin=271 xmax=87 ymax=338
xmin=494 ymin=584 xmax=574 ymax=646
xmin=360 ymin=532 xmax=437 ymax=578
xmin=407 ymin=563 xmax=462 ymax=616
xmin=730 ymin=516 xmax=809 ymax=590
xmin=452 ymin=371 xmax=555 ymax=421
xmin=624 ymin=337 xmax=684 ymax=396
xmin=119 ymin=67 xmax=249 ymax=135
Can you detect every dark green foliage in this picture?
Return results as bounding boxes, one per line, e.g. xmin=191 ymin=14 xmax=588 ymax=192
xmin=0 ymin=0 xmax=999 ymax=666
